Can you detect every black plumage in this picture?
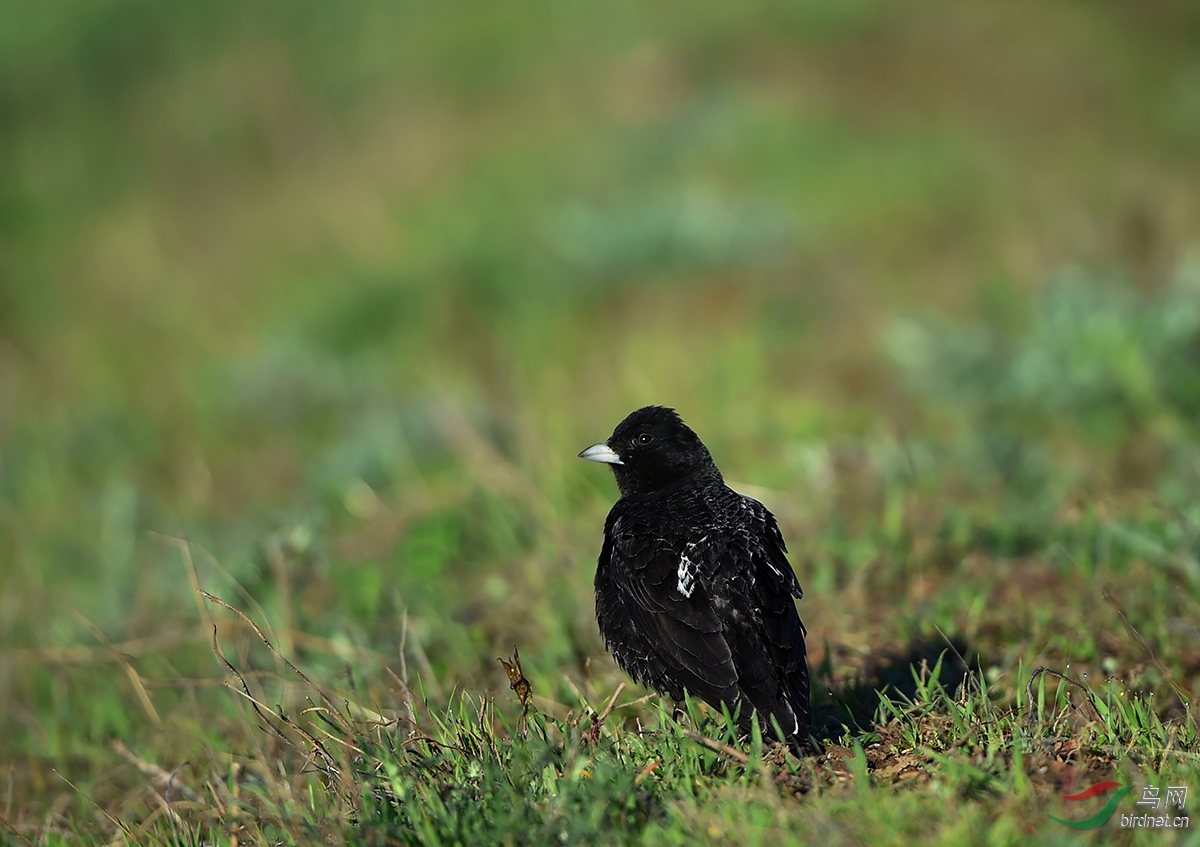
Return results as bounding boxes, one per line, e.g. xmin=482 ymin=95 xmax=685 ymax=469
xmin=579 ymin=406 xmax=812 ymax=751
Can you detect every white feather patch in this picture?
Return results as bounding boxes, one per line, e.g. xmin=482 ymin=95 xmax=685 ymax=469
xmin=676 ymin=536 xmax=707 ymax=598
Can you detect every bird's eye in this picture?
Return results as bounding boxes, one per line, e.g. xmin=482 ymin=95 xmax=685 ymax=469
xmin=636 ymin=433 xmax=653 ymax=445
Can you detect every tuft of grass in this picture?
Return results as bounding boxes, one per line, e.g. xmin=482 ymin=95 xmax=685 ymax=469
xmin=32 ymin=584 xmax=1189 ymax=846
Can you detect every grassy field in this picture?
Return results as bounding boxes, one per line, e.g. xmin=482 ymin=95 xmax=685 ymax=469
xmin=3 ymin=1 xmax=1200 ymax=844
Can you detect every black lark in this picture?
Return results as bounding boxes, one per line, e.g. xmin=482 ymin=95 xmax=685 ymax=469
xmin=579 ymin=406 xmax=813 ymax=752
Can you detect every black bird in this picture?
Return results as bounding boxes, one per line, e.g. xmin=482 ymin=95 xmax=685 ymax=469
xmin=579 ymin=406 xmax=812 ymax=751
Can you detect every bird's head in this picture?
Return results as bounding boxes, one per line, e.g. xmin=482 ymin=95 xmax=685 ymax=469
xmin=578 ymin=406 xmax=719 ymax=497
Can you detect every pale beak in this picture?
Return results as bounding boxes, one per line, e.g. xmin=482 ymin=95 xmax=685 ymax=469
xmin=578 ymin=442 xmax=623 ymax=465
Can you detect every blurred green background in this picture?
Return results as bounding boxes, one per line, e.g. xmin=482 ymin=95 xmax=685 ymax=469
xmin=3 ymin=0 xmax=1200 ymax=833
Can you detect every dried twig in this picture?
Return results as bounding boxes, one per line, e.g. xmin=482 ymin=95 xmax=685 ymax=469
xmin=1025 ymin=666 xmax=1100 ymax=721
xmin=680 ymin=730 xmax=750 ymax=765
xmin=0 ymin=811 xmax=36 ymax=847
xmin=583 ymin=682 xmax=627 ymax=743
xmin=204 ymin=619 xmax=342 ymax=785
xmin=54 ymin=769 xmax=145 ymax=847
xmin=614 ymin=693 xmax=658 ymax=712
xmin=1103 ymin=585 xmax=1193 ymax=716
xmin=109 ymin=740 xmax=201 ymax=804
xmin=200 ymin=592 xmax=347 ymax=728
xmin=405 ymin=623 xmax=443 ymax=700
xmin=4 ymin=628 xmax=205 ymax=666
xmin=177 ymin=536 xmax=215 ymax=639
xmin=75 ymin=612 xmax=161 ymax=728
xmin=265 ymin=542 xmax=295 ymax=659
xmin=596 ymin=682 xmax=626 ymax=724
xmin=392 ymin=606 xmax=420 ymax=736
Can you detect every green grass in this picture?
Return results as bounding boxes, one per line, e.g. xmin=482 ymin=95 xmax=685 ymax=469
xmin=3 ymin=0 xmax=1200 ymax=844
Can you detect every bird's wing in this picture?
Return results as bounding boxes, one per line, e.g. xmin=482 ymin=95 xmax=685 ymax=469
xmin=740 ymin=497 xmax=811 ymax=728
xmin=598 ymin=511 xmax=742 ymax=707
xmin=741 ymin=496 xmax=803 ymax=600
